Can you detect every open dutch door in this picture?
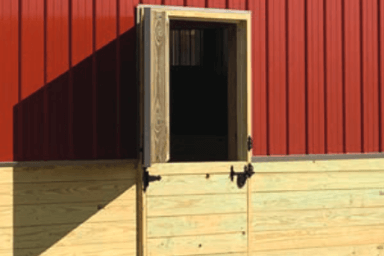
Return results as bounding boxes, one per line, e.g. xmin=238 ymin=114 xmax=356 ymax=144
xmin=137 ymin=5 xmax=252 ymax=256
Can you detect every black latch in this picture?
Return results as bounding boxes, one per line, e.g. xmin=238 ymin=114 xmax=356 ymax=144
xmin=229 ymin=164 xmax=255 ymax=188
xmin=247 ymin=136 xmax=253 ymax=151
xmin=143 ymin=167 xmax=161 ymax=192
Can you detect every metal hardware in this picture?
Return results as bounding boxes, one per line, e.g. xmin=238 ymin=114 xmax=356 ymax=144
xmin=143 ymin=167 xmax=161 ymax=192
xmin=229 ymin=164 xmax=255 ymax=188
xmin=247 ymin=136 xmax=253 ymax=151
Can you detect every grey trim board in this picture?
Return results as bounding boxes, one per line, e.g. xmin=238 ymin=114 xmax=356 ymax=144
xmin=137 ymin=4 xmax=251 ymax=14
xmin=252 ymin=153 xmax=384 ymax=162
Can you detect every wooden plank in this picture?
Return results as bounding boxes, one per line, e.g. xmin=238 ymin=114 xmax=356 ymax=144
xmin=182 ymin=254 xmax=247 ymax=256
xmin=137 ymin=164 xmax=148 ymax=256
xmin=138 ymin=4 xmax=251 ymax=15
xmin=146 ymin=173 xmax=246 ymax=196
xmin=251 ymin=158 xmax=384 ymax=173
xmin=0 ymin=180 xmax=136 ymax=206
xmin=0 ymin=167 xmax=12 ymax=185
xmin=0 ymin=221 xmax=135 ymax=250
xmin=147 ymin=193 xmax=246 ymax=217
xmin=227 ymin=25 xmax=238 ymax=161
xmin=0 ymin=202 xmax=135 ymax=228
xmin=147 ymin=232 xmax=247 ymax=256
xmin=0 ymin=242 xmax=136 ymax=256
xmin=147 ymin=213 xmax=247 ymax=237
xmin=237 ymin=20 xmax=248 ymax=161
xmin=250 ymin=244 xmax=384 ymax=256
xmin=252 ymin=207 xmax=384 ymax=232
xmin=251 ymin=171 xmax=384 ymax=192
xmin=252 ymin=189 xmax=384 ymax=211
xmin=151 ymin=10 xmax=170 ymax=163
xmin=250 ymin=224 xmax=384 ymax=252
xmin=0 ymin=163 xmax=137 ymax=184
xmin=166 ymin=10 xmax=249 ymax=23
xmin=149 ymin=162 xmax=247 ymax=175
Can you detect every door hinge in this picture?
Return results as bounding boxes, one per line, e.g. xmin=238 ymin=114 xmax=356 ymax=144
xmin=229 ymin=163 xmax=255 ymax=188
xmin=143 ymin=167 xmax=161 ymax=192
xmin=247 ymin=136 xmax=253 ymax=151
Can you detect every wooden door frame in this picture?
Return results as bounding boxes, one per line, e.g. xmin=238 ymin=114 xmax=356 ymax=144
xmin=136 ymin=5 xmax=252 ymax=256
xmin=137 ymin=4 xmax=252 ymax=167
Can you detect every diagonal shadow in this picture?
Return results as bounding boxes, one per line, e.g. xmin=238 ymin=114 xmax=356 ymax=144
xmin=12 ymin=26 xmax=139 ymax=256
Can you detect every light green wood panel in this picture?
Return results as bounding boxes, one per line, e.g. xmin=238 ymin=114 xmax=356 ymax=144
xmin=149 ymin=162 xmax=247 ymax=175
xmin=250 ymin=243 xmax=384 ymax=256
xmin=148 ymin=213 xmax=247 ymax=237
xmin=250 ymin=224 xmax=384 ymax=252
xmin=147 ymin=193 xmax=247 ymax=217
xmin=252 ymin=189 xmax=384 ymax=211
xmin=1 ymin=221 xmax=135 ymax=250
xmin=252 ymin=207 xmax=384 ymax=231
xmin=147 ymin=232 xmax=247 ymax=256
xmin=3 ymin=179 xmax=136 ymax=206
xmin=252 ymin=158 xmax=384 ymax=173
xmin=146 ymin=173 xmax=246 ymax=196
xmin=0 ymin=242 xmax=136 ymax=256
xmin=251 ymin=171 xmax=384 ymax=192
xmin=0 ymin=202 xmax=135 ymax=228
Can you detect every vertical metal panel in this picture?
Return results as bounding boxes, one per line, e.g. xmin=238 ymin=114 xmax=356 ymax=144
xmin=288 ymin=0 xmax=306 ymax=154
xmin=207 ymin=0 xmax=226 ymax=8
xmin=344 ymin=0 xmax=362 ymax=152
xmin=0 ymin=0 xmax=19 ymax=161
xmin=21 ymin=0 xmax=45 ymax=99
xmin=307 ymin=0 xmax=325 ymax=154
xmin=250 ymin=0 xmax=267 ymax=156
xmin=186 ymin=0 xmax=206 ymax=7
xmin=380 ymin=0 xmax=384 ymax=152
xmin=268 ymin=0 xmax=287 ymax=155
xmin=362 ymin=0 xmax=379 ymax=152
xmin=325 ymin=0 xmax=343 ymax=153
xmin=4 ymin=0 xmax=384 ymax=162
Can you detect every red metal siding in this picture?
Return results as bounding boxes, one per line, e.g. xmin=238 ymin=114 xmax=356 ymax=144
xmin=1 ymin=0 xmax=384 ymax=161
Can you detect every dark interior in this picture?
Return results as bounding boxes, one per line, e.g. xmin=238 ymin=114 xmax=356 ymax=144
xmin=169 ymin=20 xmax=232 ymax=162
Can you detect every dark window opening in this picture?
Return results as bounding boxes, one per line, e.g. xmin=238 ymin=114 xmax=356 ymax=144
xmin=169 ymin=20 xmax=232 ymax=162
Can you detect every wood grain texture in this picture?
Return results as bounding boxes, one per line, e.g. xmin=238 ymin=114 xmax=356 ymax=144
xmin=250 ymin=224 xmax=384 ymax=251
xmin=237 ymin=20 xmax=248 ymax=161
xmin=252 ymin=189 xmax=384 ymax=212
xmin=147 ymin=213 xmax=247 ymax=237
xmin=147 ymin=232 xmax=247 ymax=256
xmin=228 ymin=25 xmax=238 ymax=161
xmin=148 ymin=162 xmax=247 ymax=175
xmin=146 ymin=173 xmax=246 ymax=196
xmin=250 ymin=244 xmax=384 ymax=256
xmin=147 ymin=193 xmax=247 ymax=217
xmin=0 ymin=203 xmax=135 ymax=228
xmin=1 ymin=221 xmax=135 ymax=250
xmin=0 ymin=242 xmax=136 ymax=256
xmin=252 ymin=207 xmax=384 ymax=232
xmin=151 ymin=10 xmax=170 ymax=164
xmin=251 ymin=171 xmax=384 ymax=192
xmin=251 ymin=158 xmax=384 ymax=173
xmin=2 ymin=180 xmax=136 ymax=205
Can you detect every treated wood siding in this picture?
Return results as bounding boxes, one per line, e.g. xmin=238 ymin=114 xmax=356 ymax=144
xmin=0 ymin=161 xmax=137 ymax=256
xmin=250 ymin=158 xmax=384 ymax=254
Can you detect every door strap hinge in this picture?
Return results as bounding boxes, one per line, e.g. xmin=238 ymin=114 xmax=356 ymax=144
xmin=247 ymin=136 xmax=253 ymax=151
xmin=143 ymin=167 xmax=161 ymax=192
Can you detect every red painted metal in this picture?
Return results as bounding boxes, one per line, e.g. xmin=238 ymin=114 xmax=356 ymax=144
xmin=1 ymin=0 xmax=384 ymax=162
xmin=288 ymin=0 xmax=306 ymax=154
xmin=325 ymin=0 xmax=343 ymax=153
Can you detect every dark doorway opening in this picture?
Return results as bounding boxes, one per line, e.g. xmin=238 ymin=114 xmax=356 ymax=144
xmin=169 ymin=20 xmax=232 ymax=162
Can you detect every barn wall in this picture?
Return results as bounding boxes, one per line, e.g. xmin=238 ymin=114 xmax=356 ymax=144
xmin=1 ymin=0 xmax=384 ymax=161
xmin=0 ymin=160 xmax=137 ymax=256
xmin=249 ymin=158 xmax=384 ymax=255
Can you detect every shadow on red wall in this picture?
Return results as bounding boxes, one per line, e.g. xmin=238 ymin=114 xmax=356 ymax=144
xmin=13 ymin=27 xmax=138 ymax=162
